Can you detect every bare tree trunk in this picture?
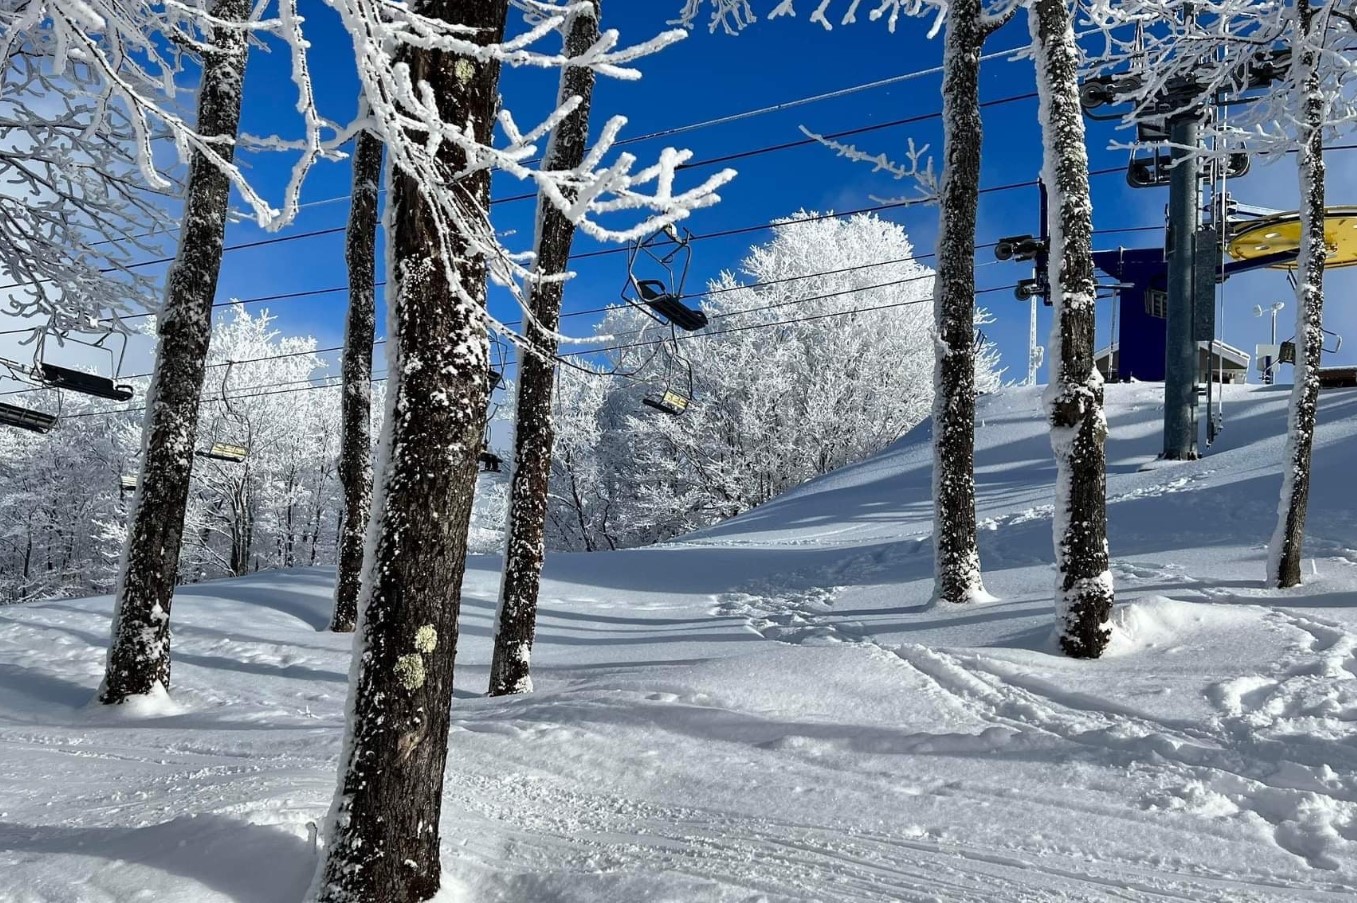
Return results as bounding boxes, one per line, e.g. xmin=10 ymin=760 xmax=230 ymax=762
xmin=1268 ymin=0 xmax=1327 ymax=589
xmin=99 ymin=0 xmax=248 ymax=703
xmin=309 ymin=3 xmax=508 ymax=900
xmin=489 ymin=1 xmax=599 ymax=697
xmin=1029 ymin=0 xmax=1114 ymax=658
xmin=229 ymin=475 xmax=251 ymax=576
xmin=932 ymin=0 xmax=1003 ymax=605
xmin=330 ymin=127 xmax=383 ymax=632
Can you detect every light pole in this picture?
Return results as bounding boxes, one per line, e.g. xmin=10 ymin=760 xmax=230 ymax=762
xmin=1255 ymin=301 xmax=1285 ymax=384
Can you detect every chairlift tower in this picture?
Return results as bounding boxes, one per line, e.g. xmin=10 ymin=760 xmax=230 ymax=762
xmin=1079 ymin=46 xmax=1289 ymax=460
xmin=1163 ymin=111 xmax=1202 ymax=459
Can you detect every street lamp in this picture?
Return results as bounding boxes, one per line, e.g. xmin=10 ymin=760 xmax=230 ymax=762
xmin=1254 ymin=301 xmax=1286 ymax=384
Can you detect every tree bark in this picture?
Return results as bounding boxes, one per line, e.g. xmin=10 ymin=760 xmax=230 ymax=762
xmin=1268 ymin=0 xmax=1326 ymax=589
xmin=309 ymin=2 xmax=508 ymax=901
xmin=489 ymin=1 xmax=599 ymax=697
xmin=99 ymin=0 xmax=249 ymax=703
xmin=330 ymin=128 xmax=383 ymax=632
xmin=1029 ymin=0 xmax=1114 ymax=658
xmin=931 ymin=0 xmax=990 ymax=605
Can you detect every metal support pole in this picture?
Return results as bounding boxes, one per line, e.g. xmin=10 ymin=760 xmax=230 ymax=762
xmin=1162 ymin=113 xmax=1201 ymax=460
xmin=1028 ymin=295 xmax=1039 ymax=385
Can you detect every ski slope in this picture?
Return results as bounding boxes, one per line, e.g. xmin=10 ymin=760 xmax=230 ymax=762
xmin=4 ymin=382 xmax=1357 ymax=902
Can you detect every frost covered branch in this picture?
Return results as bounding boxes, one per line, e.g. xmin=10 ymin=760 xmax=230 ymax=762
xmin=325 ymin=0 xmax=734 ymax=326
xmin=799 ymin=128 xmax=939 ymax=204
xmin=673 ymin=0 xmax=1021 ymax=34
xmin=1082 ymin=0 xmax=1357 ymax=157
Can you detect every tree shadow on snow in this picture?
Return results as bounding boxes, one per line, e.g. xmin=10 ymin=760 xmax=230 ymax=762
xmin=0 ymin=814 xmax=314 ymax=903
xmin=176 ymin=581 xmax=334 ymax=632
xmin=0 ymin=662 xmax=93 ymax=711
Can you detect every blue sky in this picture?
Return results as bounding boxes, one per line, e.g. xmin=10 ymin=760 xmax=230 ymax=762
xmin=98 ymin=2 xmax=1357 ymax=400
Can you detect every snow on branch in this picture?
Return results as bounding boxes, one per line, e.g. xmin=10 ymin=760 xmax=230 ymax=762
xmin=0 ymin=0 xmax=369 ymax=338
xmin=326 ymin=0 xmax=734 ymax=340
xmin=1082 ymin=0 xmax=1357 ymax=158
xmin=671 ymin=0 xmax=760 ymax=35
xmin=799 ymin=128 xmax=939 ymax=205
xmin=673 ymin=0 xmax=1018 ymax=34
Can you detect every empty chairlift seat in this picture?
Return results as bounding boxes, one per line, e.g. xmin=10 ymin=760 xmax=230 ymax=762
xmin=479 ymin=450 xmax=503 ymax=473
xmin=633 ymin=280 xmax=708 ymax=332
xmin=199 ymin=441 xmax=248 ymax=463
xmin=0 ymin=401 xmax=56 ymax=434
xmin=642 ymin=389 xmax=690 ymax=416
xmin=38 ymin=363 xmax=133 ymax=402
xmin=1318 ymin=366 xmax=1357 ymax=389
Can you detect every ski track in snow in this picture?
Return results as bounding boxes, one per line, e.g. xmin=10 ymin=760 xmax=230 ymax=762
xmin=7 ymin=384 xmax=1357 ymax=901
xmin=713 ymin=543 xmax=1357 ymax=879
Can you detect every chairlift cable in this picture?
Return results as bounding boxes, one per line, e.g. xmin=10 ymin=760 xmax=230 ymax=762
xmin=0 ymin=144 xmax=1169 ymax=303
xmin=0 ymin=223 xmax=1163 ymax=400
xmin=53 ymin=277 xmax=1037 ymax=422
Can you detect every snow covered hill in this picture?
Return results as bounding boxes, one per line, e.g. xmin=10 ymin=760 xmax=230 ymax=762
xmin=5 ymin=382 xmax=1357 ymax=902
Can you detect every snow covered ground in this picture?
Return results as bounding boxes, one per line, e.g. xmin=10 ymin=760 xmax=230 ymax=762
xmin=5 ymin=382 xmax=1357 ymax=902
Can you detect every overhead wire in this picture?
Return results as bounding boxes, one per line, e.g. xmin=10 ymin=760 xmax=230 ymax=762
xmin=0 ymin=221 xmax=1164 ymax=400
xmin=42 ymin=253 xmax=1146 ymax=422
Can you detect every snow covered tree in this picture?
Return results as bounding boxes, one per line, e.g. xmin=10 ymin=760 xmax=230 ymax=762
xmin=927 ymin=0 xmax=1015 ymax=606
xmin=490 ymin=1 xmax=602 ymax=697
xmin=543 ymin=362 xmax=624 ymax=551
xmin=101 ymin=0 xmax=255 ymax=704
xmin=546 ymin=212 xmax=999 ymax=551
xmin=613 ymin=212 xmax=944 ymax=534
xmin=675 ymin=1 xmax=1015 ymax=604
xmin=1270 ymin=0 xmax=1338 ymax=589
xmin=0 ymin=313 xmax=346 ymax=600
xmin=1029 ymin=0 xmax=1112 ymax=657
xmin=331 ymin=127 xmax=383 ymax=633
xmin=0 ymin=27 xmax=169 ymax=339
xmin=0 ymin=392 xmax=143 ymax=603
xmin=1083 ymin=1 xmax=1357 ymax=588
xmin=180 ymin=308 xmax=340 ymax=581
xmin=308 ymin=3 xmax=731 ymax=900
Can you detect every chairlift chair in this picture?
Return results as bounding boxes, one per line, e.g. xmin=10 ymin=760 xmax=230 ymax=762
xmin=642 ymin=389 xmax=690 ymax=416
xmin=0 ymin=400 xmax=56 ymax=434
xmin=119 ymin=474 xmax=138 ymax=494
xmin=479 ymin=449 xmax=503 ymax=473
xmin=31 ymin=327 xmax=134 ymax=401
xmin=632 ymin=280 xmax=709 ymax=331
xmin=199 ymin=441 xmax=248 ymax=463
xmin=623 ymin=226 xmax=710 ymax=332
xmin=642 ymin=342 xmax=695 ymax=417
xmin=197 ymin=361 xmax=249 ymax=463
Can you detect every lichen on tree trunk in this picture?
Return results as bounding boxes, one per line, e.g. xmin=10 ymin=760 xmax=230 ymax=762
xmin=99 ymin=0 xmax=250 ymax=704
xmin=489 ymin=1 xmax=599 ymax=697
xmin=1268 ymin=0 xmax=1327 ymax=590
xmin=330 ymin=127 xmax=383 ymax=633
xmin=1029 ymin=0 xmax=1114 ymax=658
xmin=309 ymin=2 xmax=509 ymax=901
